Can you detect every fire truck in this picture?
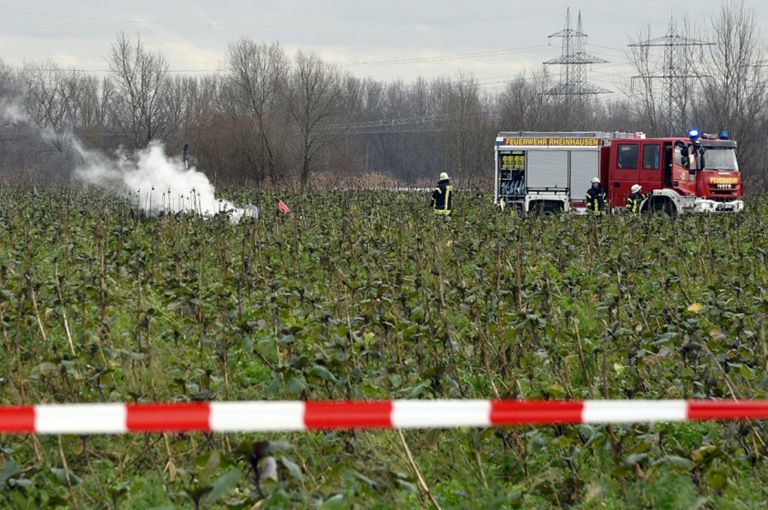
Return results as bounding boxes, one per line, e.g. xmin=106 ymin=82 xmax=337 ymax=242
xmin=494 ymin=130 xmax=744 ymax=214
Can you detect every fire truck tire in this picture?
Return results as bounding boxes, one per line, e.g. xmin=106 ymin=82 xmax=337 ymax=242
xmin=647 ymin=197 xmax=677 ymax=217
xmin=663 ymin=200 xmax=678 ymax=217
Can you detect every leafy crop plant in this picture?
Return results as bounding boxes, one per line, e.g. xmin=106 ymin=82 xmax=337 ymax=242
xmin=0 ymin=186 xmax=766 ymax=508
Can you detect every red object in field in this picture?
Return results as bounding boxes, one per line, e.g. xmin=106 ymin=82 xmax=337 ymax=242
xmin=278 ymin=199 xmax=291 ymax=215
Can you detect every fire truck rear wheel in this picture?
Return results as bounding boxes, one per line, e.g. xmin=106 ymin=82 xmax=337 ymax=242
xmin=529 ymin=201 xmax=564 ymax=215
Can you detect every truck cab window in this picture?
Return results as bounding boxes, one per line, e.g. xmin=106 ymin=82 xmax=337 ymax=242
xmin=702 ymin=147 xmax=739 ymax=171
xmin=643 ymin=144 xmax=660 ymax=169
xmin=617 ymin=144 xmax=638 ymax=169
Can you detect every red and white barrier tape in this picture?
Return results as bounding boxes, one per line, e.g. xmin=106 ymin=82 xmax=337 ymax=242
xmin=1 ymin=400 xmax=767 ymax=435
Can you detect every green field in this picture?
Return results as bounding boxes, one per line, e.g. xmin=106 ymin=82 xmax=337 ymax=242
xmin=1 ymin=187 xmax=767 ymax=509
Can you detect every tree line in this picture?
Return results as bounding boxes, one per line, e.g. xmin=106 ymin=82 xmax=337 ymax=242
xmin=0 ymin=1 xmax=765 ymax=189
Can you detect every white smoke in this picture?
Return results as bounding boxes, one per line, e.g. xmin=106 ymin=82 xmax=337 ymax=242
xmin=74 ymin=141 xmax=256 ymax=221
xmin=0 ymin=98 xmax=256 ymax=222
xmin=0 ymin=98 xmax=28 ymax=124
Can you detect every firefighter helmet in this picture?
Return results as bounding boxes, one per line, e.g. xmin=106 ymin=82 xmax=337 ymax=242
xmin=439 ymin=172 xmax=450 ymax=181
xmin=631 ymin=184 xmax=642 ymax=193
xmin=591 ymin=177 xmax=600 ymax=184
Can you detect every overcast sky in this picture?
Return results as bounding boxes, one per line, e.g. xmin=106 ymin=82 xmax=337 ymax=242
xmin=1 ymin=1 xmax=767 ymax=94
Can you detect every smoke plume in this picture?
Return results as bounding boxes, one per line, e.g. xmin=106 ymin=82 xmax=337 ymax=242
xmin=0 ymin=98 xmax=27 ymax=123
xmin=0 ymin=98 xmax=256 ymax=221
xmin=74 ymin=141 xmax=255 ymax=221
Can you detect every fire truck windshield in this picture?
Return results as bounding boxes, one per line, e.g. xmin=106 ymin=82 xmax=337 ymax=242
xmin=704 ymin=148 xmax=739 ymax=171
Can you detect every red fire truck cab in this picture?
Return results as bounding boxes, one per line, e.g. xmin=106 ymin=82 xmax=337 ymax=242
xmin=601 ymin=130 xmax=743 ymax=214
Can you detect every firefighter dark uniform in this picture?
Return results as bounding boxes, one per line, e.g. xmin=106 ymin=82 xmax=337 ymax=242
xmin=626 ymin=191 xmax=644 ymax=215
xmin=431 ymin=175 xmax=453 ymax=216
xmin=585 ymin=185 xmax=606 ymax=214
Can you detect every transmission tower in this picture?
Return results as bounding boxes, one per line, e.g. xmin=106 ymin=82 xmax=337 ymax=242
xmin=628 ymin=16 xmax=714 ymax=135
xmin=543 ymin=8 xmax=611 ymax=97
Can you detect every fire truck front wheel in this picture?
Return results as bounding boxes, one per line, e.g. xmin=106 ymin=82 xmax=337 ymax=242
xmin=645 ymin=197 xmax=677 ymax=217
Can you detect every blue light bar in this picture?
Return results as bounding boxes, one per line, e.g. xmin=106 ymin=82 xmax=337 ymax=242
xmin=718 ymin=129 xmax=729 ymax=140
xmin=688 ymin=128 xmax=701 ymax=141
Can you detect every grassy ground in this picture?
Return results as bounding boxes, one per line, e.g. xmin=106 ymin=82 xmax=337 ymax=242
xmin=1 ymin=187 xmax=767 ymax=509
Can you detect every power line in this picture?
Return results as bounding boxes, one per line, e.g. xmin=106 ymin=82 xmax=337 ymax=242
xmin=579 ymin=9 xmax=668 ymax=27
xmin=543 ymin=8 xmax=611 ymax=97
xmin=4 ymin=64 xmax=225 ymax=74
xmin=589 ymin=44 xmax=631 ymax=57
xmin=0 ymin=8 xmax=561 ymax=30
xmin=345 ymin=45 xmax=550 ymax=66
xmin=628 ymin=15 xmax=714 ymax=135
xmin=4 ymin=45 xmax=553 ymax=74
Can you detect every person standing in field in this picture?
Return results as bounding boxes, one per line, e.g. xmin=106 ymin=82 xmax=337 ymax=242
xmin=586 ymin=177 xmax=606 ymax=214
xmin=626 ymin=184 xmax=644 ymax=215
xmin=431 ymin=172 xmax=453 ymax=216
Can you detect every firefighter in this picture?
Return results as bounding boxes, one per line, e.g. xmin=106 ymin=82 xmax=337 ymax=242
xmin=626 ymin=184 xmax=644 ymax=215
xmin=586 ymin=177 xmax=607 ymax=214
xmin=431 ymin=172 xmax=453 ymax=216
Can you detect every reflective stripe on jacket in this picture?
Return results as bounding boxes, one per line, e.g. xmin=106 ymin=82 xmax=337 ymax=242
xmin=432 ymin=181 xmax=453 ymax=215
xmin=626 ymin=192 xmax=644 ymax=214
xmin=586 ymin=186 xmax=606 ymax=213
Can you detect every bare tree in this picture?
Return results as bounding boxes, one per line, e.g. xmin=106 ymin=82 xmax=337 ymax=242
xmin=289 ymin=51 xmax=343 ymax=188
xmin=0 ymin=59 xmax=17 ymax=100
xmin=497 ymin=69 xmax=555 ymax=131
xmin=699 ymin=0 xmax=767 ymax=182
xmin=72 ymin=76 xmax=116 ymax=149
xmin=0 ymin=59 xmax=29 ymax=177
xmin=624 ymin=16 xmax=709 ymax=136
xmin=108 ymin=33 xmax=170 ymax=148
xmin=624 ymin=27 xmax=664 ymax=135
xmin=20 ymin=62 xmax=79 ymax=151
xmin=227 ymin=39 xmax=289 ymax=183
xmin=439 ymin=75 xmax=488 ymax=186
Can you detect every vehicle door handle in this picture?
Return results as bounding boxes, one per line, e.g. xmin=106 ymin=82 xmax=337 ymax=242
xmin=613 ymin=182 xmax=620 ymax=187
